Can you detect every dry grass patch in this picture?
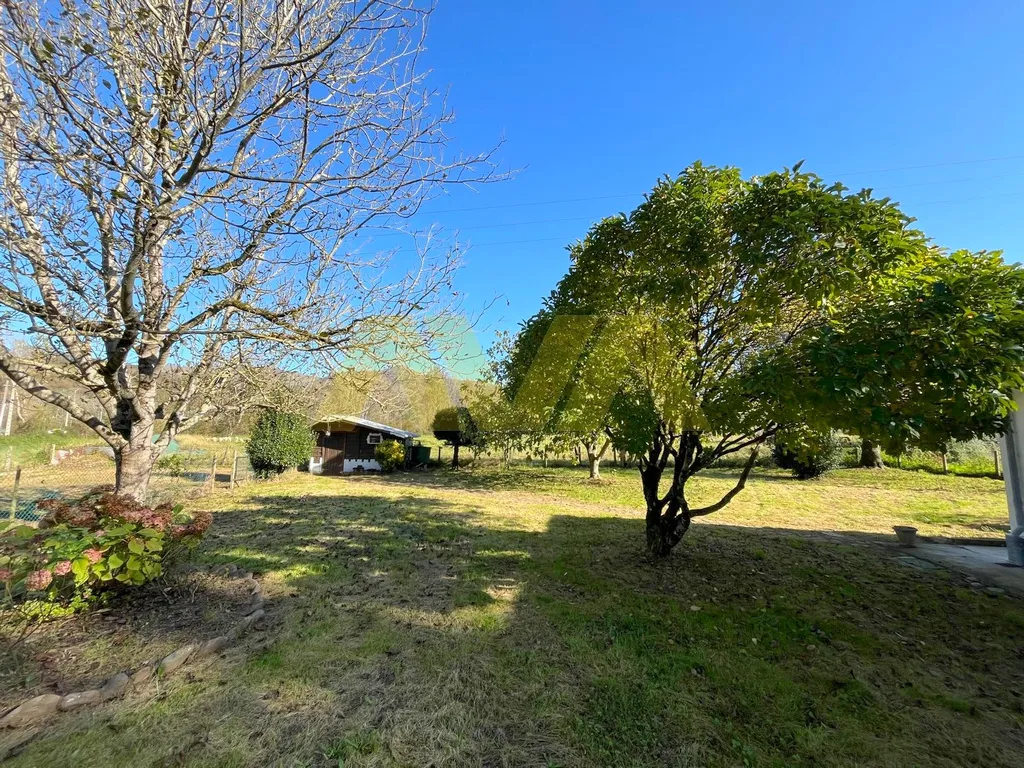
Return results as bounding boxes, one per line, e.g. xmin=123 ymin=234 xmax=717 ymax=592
xmin=5 ymin=465 xmax=1022 ymax=767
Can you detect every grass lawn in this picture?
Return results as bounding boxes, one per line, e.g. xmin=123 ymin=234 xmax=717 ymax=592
xmin=5 ymin=465 xmax=1023 ymax=767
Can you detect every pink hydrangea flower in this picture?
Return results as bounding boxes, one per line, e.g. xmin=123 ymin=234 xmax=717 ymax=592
xmin=83 ymin=549 xmax=103 ymax=564
xmin=53 ymin=560 xmax=73 ymax=576
xmin=0 ymin=568 xmax=12 ymax=582
xmin=26 ymin=569 xmax=53 ymax=591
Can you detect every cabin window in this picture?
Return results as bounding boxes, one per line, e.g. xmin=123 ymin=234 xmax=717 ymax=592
xmin=366 ymin=432 xmax=382 ymax=445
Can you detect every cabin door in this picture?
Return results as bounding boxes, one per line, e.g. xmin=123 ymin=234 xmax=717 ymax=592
xmin=320 ymin=433 xmax=347 ymax=474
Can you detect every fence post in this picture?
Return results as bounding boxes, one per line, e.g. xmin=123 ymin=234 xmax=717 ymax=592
xmin=940 ymin=452 xmax=948 ymax=474
xmin=230 ymin=451 xmax=238 ymax=489
xmin=9 ymin=466 xmax=21 ymax=521
xmin=49 ymin=443 xmax=56 ymax=466
xmin=209 ymin=457 xmax=217 ymax=492
xmin=995 ymin=446 xmax=1002 ymax=478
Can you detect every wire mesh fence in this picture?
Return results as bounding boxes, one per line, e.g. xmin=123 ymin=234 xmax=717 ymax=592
xmin=0 ymin=446 xmax=254 ymax=523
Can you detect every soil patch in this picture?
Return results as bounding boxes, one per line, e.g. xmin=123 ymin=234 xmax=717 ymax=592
xmin=1 ymin=567 xmax=257 ymax=713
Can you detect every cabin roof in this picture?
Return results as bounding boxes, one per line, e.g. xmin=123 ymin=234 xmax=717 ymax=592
xmin=310 ymin=414 xmax=418 ymax=440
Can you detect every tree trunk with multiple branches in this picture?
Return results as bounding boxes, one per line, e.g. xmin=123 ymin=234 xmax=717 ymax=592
xmin=0 ymin=0 xmax=497 ymax=498
xmin=640 ymin=428 xmax=767 ymax=557
xmin=584 ymin=435 xmax=609 ymax=480
xmin=502 ymin=163 xmax=938 ymax=558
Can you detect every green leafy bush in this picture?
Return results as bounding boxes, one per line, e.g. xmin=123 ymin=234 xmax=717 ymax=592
xmin=156 ymin=452 xmax=186 ymax=477
xmin=772 ymin=428 xmax=843 ymax=480
xmin=0 ymin=489 xmax=211 ymax=609
xmin=374 ymin=440 xmax=407 ymax=472
xmin=246 ymin=410 xmax=314 ymax=477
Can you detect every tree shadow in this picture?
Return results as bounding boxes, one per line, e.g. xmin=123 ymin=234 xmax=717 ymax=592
xmin=11 ymin=485 xmax=1024 ymax=768
xmin=339 ymin=465 xmax=586 ymax=494
xmin=191 ymin=487 xmax=1024 ymax=764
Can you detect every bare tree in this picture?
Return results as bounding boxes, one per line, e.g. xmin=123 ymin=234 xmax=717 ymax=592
xmin=0 ymin=0 xmax=498 ymax=497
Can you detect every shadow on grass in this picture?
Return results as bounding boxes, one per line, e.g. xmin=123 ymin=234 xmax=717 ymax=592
xmin=198 ymin=488 xmax=1024 ymax=765
xmin=340 ymin=464 xmax=810 ymax=500
xmin=9 ymin=484 xmax=1024 ymax=768
xmin=898 ymin=464 xmax=1002 ymax=480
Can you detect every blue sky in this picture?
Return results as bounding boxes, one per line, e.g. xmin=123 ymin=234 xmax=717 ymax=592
xmin=397 ymin=0 xmax=1024 ymax=366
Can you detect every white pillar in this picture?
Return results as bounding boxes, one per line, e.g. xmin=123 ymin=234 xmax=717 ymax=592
xmin=999 ymin=390 xmax=1024 ymax=564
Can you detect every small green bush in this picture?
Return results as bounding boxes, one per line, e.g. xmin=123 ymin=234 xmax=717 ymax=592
xmin=374 ymin=440 xmax=407 ymax=472
xmin=247 ymin=410 xmax=314 ymax=477
xmin=772 ymin=428 xmax=843 ymax=480
xmin=156 ymin=452 xmax=186 ymax=477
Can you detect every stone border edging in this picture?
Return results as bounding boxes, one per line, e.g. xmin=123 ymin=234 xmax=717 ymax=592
xmin=0 ymin=565 xmax=266 ymax=731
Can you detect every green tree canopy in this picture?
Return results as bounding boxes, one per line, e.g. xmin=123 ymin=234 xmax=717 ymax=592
xmin=789 ymin=249 xmax=1024 ymax=451
xmin=503 ymin=162 xmax=1024 ymax=556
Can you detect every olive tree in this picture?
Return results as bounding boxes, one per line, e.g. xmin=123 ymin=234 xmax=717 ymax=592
xmin=506 ymin=163 xmax=1024 ymax=557
xmin=0 ymin=0 xmax=496 ymax=498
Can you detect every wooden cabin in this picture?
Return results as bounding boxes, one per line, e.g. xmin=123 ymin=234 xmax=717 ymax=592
xmin=309 ymin=415 xmax=417 ymax=474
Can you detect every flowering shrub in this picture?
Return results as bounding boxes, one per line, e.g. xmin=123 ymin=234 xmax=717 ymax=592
xmin=374 ymin=440 xmax=407 ymax=472
xmin=0 ymin=488 xmax=212 ymax=608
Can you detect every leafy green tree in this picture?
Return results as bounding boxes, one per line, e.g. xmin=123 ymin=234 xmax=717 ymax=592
xmin=792 ymin=249 xmax=1024 ymax=462
xmin=506 ymin=162 xmax=1024 ymax=557
xmin=495 ymin=311 xmax=619 ymax=477
xmin=246 ymin=411 xmax=314 ymax=477
xmin=431 ymin=407 xmax=484 ymax=468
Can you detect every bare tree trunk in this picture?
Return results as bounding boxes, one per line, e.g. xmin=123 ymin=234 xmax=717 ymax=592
xmin=585 ymin=437 xmax=611 ymax=480
xmin=645 ymin=513 xmax=691 ymax=558
xmin=115 ymin=444 xmax=158 ymax=500
xmin=451 ymin=442 xmax=460 ymax=469
xmin=641 ymin=463 xmax=690 ymax=557
xmin=112 ymin=396 xmax=159 ymax=499
xmin=639 ymin=434 xmax=763 ymax=557
xmin=114 ymin=423 xmax=159 ymax=501
xmin=643 ymin=489 xmax=692 ymax=557
xmin=0 ymin=380 xmax=8 ymax=437
xmin=859 ymin=439 xmax=885 ymax=469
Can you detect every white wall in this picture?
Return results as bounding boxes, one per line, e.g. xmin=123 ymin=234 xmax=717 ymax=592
xmin=343 ymin=458 xmax=380 ymax=473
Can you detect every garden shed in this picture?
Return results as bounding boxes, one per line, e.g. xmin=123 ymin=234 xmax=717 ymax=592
xmin=309 ymin=414 xmax=417 ymax=474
